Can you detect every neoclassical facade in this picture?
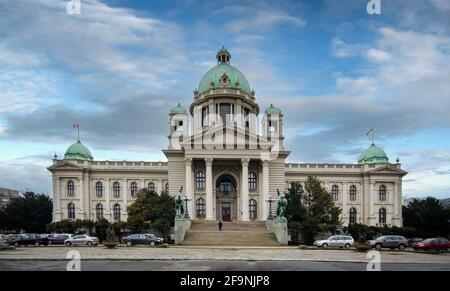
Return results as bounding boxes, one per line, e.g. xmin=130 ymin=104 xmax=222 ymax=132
xmin=48 ymin=48 xmax=407 ymax=227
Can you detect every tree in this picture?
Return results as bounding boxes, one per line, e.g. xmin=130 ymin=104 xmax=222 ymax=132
xmin=285 ymin=177 xmax=342 ymax=245
xmin=403 ymin=197 xmax=450 ymax=238
xmin=0 ymin=192 xmax=52 ymax=233
xmin=126 ymin=189 xmax=175 ymax=241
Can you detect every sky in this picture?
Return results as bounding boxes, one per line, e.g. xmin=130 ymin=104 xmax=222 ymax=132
xmin=0 ymin=0 xmax=450 ymax=199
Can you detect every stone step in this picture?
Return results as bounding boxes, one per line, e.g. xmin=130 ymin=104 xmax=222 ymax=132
xmin=183 ymin=231 xmax=279 ymax=246
xmin=182 ymin=220 xmax=279 ymax=246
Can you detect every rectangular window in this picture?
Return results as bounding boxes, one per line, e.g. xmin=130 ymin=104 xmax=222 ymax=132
xmin=220 ymin=103 xmax=231 ymax=123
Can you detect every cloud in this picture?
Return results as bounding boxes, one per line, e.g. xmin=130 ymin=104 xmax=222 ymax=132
xmin=330 ymin=38 xmax=366 ymax=58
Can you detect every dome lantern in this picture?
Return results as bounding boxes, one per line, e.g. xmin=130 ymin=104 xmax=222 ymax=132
xmin=216 ymin=47 xmax=231 ymax=64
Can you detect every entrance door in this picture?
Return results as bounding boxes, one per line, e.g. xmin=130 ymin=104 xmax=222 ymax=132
xmin=221 ymin=202 xmax=231 ymax=221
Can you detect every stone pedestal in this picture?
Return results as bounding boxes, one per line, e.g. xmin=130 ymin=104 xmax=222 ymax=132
xmin=174 ymin=216 xmax=192 ymax=245
xmin=266 ymin=217 xmax=288 ymax=245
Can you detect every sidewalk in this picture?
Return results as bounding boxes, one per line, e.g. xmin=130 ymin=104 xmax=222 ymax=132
xmin=1 ymin=246 xmax=449 ymax=264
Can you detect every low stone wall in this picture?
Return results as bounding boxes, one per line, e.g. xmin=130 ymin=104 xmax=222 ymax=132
xmin=266 ymin=218 xmax=289 ymax=245
xmin=174 ymin=216 xmax=191 ymax=245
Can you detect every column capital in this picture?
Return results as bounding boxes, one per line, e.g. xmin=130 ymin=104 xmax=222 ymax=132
xmin=241 ymin=158 xmax=250 ymax=167
xmin=262 ymin=160 xmax=270 ymax=167
xmin=185 ymin=157 xmax=193 ymax=166
xmin=205 ymin=158 xmax=213 ymax=167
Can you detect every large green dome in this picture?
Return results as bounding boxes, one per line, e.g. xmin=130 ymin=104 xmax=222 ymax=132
xmin=197 ymin=48 xmax=252 ymax=96
xmin=64 ymin=140 xmax=94 ymax=161
xmin=358 ymin=143 xmax=389 ymax=164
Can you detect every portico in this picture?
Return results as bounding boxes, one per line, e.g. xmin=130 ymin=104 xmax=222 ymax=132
xmin=183 ymin=156 xmax=271 ymax=222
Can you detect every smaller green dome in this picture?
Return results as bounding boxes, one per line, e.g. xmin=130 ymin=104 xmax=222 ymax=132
xmin=358 ymin=143 xmax=389 ymax=164
xmin=265 ymin=104 xmax=282 ymax=115
xmin=64 ymin=140 xmax=94 ymax=161
xmin=170 ymin=102 xmax=186 ymax=114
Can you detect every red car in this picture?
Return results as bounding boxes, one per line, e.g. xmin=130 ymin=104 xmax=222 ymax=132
xmin=413 ymin=238 xmax=450 ymax=252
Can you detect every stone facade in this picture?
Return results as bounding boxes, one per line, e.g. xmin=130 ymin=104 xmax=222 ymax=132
xmin=48 ymin=49 xmax=407 ymax=227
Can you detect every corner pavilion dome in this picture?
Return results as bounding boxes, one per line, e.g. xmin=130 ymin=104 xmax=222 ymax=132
xmin=170 ymin=102 xmax=187 ymax=114
xmin=358 ymin=143 xmax=389 ymax=164
xmin=265 ymin=104 xmax=282 ymax=115
xmin=197 ymin=48 xmax=252 ymax=96
xmin=64 ymin=139 xmax=94 ymax=161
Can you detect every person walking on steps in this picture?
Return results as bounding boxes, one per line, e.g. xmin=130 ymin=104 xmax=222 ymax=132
xmin=218 ymin=220 xmax=223 ymax=231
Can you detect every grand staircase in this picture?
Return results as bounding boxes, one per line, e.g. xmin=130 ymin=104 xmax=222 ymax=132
xmin=182 ymin=220 xmax=280 ymax=246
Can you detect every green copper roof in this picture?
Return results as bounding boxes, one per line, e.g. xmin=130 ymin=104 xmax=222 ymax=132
xmin=64 ymin=140 xmax=94 ymax=161
xmin=170 ymin=102 xmax=186 ymax=114
xmin=197 ymin=49 xmax=252 ymax=96
xmin=358 ymin=143 xmax=389 ymax=164
xmin=265 ymin=104 xmax=282 ymax=115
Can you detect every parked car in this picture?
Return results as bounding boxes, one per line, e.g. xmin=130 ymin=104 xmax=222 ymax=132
xmin=122 ymin=234 xmax=163 ymax=246
xmin=313 ymin=235 xmax=354 ymax=248
xmin=413 ymin=238 xmax=450 ymax=252
xmin=64 ymin=234 xmax=99 ymax=247
xmin=0 ymin=234 xmax=8 ymax=242
xmin=407 ymin=238 xmax=423 ymax=247
xmin=370 ymin=235 xmax=408 ymax=251
xmin=48 ymin=234 xmax=73 ymax=245
xmin=7 ymin=234 xmax=49 ymax=246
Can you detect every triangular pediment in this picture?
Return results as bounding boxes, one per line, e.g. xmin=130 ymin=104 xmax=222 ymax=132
xmin=181 ymin=123 xmax=273 ymax=149
xmin=48 ymin=160 xmax=85 ymax=171
xmin=367 ymin=165 xmax=407 ymax=176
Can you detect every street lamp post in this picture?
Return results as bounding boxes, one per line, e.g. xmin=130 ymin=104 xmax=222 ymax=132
xmin=265 ymin=195 xmax=276 ymax=220
xmin=183 ymin=196 xmax=191 ymax=219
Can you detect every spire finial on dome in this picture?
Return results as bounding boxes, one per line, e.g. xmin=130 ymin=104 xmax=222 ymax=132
xmin=216 ymin=47 xmax=231 ymax=64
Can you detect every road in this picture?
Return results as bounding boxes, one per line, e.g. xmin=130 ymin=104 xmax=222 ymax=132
xmin=1 ymin=259 xmax=450 ymax=271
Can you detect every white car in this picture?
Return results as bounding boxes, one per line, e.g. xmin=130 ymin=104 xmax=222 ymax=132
xmin=64 ymin=234 xmax=99 ymax=247
xmin=314 ymin=235 xmax=354 ymax=249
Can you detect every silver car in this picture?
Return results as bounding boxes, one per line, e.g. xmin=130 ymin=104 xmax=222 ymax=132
xmin=314 ymin=235 xmax=354 ymax=248
xmin=64 ymin=234 xmax=99 ymax=247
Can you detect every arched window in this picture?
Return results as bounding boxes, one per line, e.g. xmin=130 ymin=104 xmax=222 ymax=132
xmin=349 ymin=208 xmax=357 ymax=224
xmin=249 ymin=199 xmax=257 ymax=219
xmin=379 ymin=208 xmax=387 ymax=224
xmin=113 ymin=182 xmax=120 ymax=198
xmin=96 ymin=182 xmax=103 ymax=197
xmin=68 ymin=203 xmax=75 ymax=219
xmin=148 ymin=182 xmax=156 ymax=192
xmin=131 ymin=182 xmax=138 ymax=197
xmin=379 ymin=185 xmax=387 ymax=201
xmin=67 ymin=180 xmax=75 ymax=196
xmin=249 ymin=172 xmax=257 ymax=190
xmin=217 ymin=175 xmax=236 ymax=193
xmin=349 ymin=185 xmax=357 ymax=201
xmin=196 ymin=198 xmax=206 ymax=218
xmin=196 ymin=171 xmax=205 ymax=189
xmin=113 ymin=204 xmax=121 ymax=221
xmin=96 ymin=204 xmax=103 ymax=220
xmin=165 ymin=183 xmax=169 ymax=192
xmin=331 ymin=185 xmax=339 ymax=200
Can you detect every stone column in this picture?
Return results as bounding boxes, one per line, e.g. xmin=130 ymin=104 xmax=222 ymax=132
xmin=342 ymin=182 xmax=348 ymax=223
xmin=157 ymin=180 xmax=163 ymax=195
xmin=78 ymin=177 xmax=84 ymax=219
xmin=369 ymin=181 xmax=374 ymax=225
xmin=205 ymin=158 xmax=214 ymax=220
xmin=185 ymin=158 xmax=194 ymax=218
xmin=105 ymin=179 xmax=111 ymax=221
xmin=56 ymin=177 xmax=62 ymax=221
xmin=241 ymin=158 xmax=250 ymax=221
xmin=262 ymin=160 xmax=270 ymax=220
xmin=122 ymin=179 xmax=128 ymax=218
